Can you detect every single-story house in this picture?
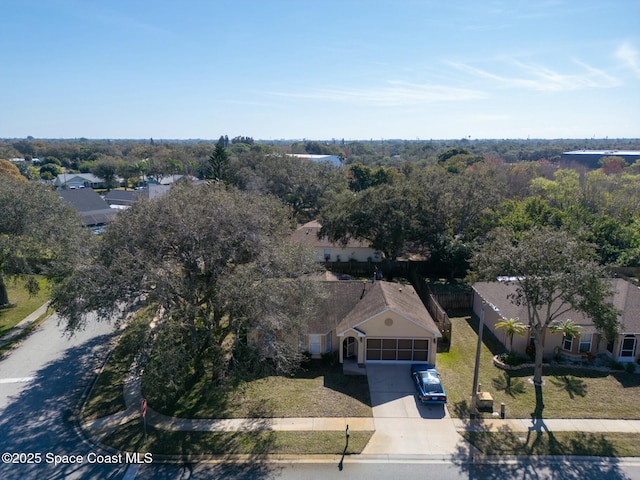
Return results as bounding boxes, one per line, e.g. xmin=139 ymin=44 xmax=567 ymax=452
xmin=303 ymin=280 xmax=441 ymax=366
xmin=55 ymin=173 xmax=109 ymax=190
xmin=472 ymin=278 xmax=640 ymax=363
xmin=290 ymin=220 xmax=382 ymax=263
xmin=58 ymin=188 xmax=118 ymax=227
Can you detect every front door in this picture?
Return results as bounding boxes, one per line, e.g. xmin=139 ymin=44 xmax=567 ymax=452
xmin=343 ymin=336 xmax=357 ymax=358
xmin=620 ymin=335 xmax=637 ymax=361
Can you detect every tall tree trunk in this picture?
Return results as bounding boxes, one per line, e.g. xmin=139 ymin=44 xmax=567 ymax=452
xmin=0 ymin=273 xmax=9 ymax=307
xmin=533 ymin=328 xmax=544 ymax=386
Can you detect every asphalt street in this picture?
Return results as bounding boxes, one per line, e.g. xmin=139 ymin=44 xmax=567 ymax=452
xmin=0 ymin=312 xmax=126 ymax=479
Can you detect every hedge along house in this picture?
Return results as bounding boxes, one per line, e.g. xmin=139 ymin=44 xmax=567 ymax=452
xmin=472 ymin=278 xmax=640 ymax=363
xmin=304 ymin=280 xmax=441 ymax=367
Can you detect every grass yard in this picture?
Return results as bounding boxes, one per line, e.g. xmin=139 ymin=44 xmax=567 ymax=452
xmin=462 ymin=431 xmax=640 ymax=457
xmin=437 ymin=316 xmax=640 ymax=420
xmin=0 ymin=277 xmax=50 ymax=337
xmin=103 ymin=419 xmax=373 ymax=456
xmin=82 ymin=310 xmax=152 ymax=420
xmin=168 ymin=363 xmax=372 ymax=419
xmin=84 ymin=313 xmax=372 ymax=422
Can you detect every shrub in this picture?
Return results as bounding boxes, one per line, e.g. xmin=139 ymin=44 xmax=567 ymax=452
xmin=321 ymin=350 xmax=339 ymax=367
xmin=499 ymin=352 xmax=525 ymax=366
xmin=625 ymin=362 xmax=636 ymax=374
xmin=525 ymin=344 xmax=535 ymax=360
xmin=609 ymin=360 xmax=624 ymax=371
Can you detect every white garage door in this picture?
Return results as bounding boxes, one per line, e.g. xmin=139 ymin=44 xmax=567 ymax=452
xmin=365 ymin=338 xmax=429 ymax=361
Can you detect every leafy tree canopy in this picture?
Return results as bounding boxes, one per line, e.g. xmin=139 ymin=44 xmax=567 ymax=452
xmin=471 ymin=227 xmax=620 ymax=385
xmin=0 ymin=174 xmax=88 ymax=305
xmin=52 ymin=184 xmax=321 ymax=403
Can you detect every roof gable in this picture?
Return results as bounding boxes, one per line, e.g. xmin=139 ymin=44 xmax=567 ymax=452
xmin=335 ymin=281 xmax=441 ymax=337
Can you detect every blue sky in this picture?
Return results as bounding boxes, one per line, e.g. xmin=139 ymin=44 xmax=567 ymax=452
xmin=2 ymin=0 xmax=639 ymax=140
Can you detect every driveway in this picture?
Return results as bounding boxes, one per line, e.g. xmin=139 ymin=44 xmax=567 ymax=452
xmin=362 ymin=363 xmax=471 ymax=456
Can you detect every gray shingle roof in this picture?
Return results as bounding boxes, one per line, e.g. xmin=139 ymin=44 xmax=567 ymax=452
xmin=307 ymin=280 xmax=440 ymax=337
xmin=58 ymin=189 xmax=117 ymax=225
xmin=473 ymin=278 xmax=640 ymax=334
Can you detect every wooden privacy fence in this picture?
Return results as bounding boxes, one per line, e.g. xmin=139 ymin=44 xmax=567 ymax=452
xmin=426 ymin=293 xmax=452 ymax=345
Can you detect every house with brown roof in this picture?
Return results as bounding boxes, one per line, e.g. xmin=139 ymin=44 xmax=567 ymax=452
xmin=472 ymin=278 xmax=640 ymax=363
xmin=290 ymin=220 xmax=381 ymax=263
xmin=304 ymin=280 xmax=441 ymax=366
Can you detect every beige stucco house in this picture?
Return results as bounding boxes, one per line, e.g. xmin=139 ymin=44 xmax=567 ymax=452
xmin=304 ymin=280 xmax=441 ymax=366
xmin=290 ymin=221 xmax=382 ymax=263
xmin=472 ymin=278 xmax=640 ymax=363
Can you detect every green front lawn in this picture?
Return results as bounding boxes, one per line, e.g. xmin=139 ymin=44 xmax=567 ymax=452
xmin=163 ymin=363 xmax=372 ymax=419
xmin=103 ymin=420 xmax=373 ymax=456
xmin=437 ymin=315 xmax=640 ymax=420
xmin=0 ymin=277 xmax=50 ymax=337
xmin=463 ymin=431 xmax=640 ymax=457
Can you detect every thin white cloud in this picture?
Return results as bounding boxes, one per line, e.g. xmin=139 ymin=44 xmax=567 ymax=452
xmin=450 ymin=58 xmax=620 ymax=92
xmin=615 ymin=42 xmax=640 ymax=78
xmin=269 ymin=81 xmax=487 ymax=107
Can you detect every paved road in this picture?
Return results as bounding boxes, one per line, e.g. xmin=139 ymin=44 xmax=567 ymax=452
xmin=131 ymin=457 xmax=640 ymax=479
xmin=0 ymin=312 xmax=126 ymax=479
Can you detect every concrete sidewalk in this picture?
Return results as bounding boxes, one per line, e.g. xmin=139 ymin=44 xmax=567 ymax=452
xmin=452 ymin=417 xmax=640 ymax=433
xmin=81 ymin=371 xmax=640 ymax=444
xmin=0 ymin=302 xmax=49 ymax=349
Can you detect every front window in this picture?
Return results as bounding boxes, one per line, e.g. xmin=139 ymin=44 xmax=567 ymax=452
xmin=579 ymin=334 xmax=592 ymax=353
xmin=309 ymin=335 xmax=322 ymax=355
xmin=562 ymin=336 xmax=573 ymax=352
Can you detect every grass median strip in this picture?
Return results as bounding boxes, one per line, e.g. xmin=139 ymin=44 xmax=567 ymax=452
xmin=0 ymin=277 xmax=49 ymax=337
xmin=462 ymin=431 xmax=640 ymax=457
xmin=103 ymin=420 xmax=373 ymax=456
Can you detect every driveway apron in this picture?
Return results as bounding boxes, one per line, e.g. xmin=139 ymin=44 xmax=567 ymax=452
xmin=362 ymin=363 xmax=470 ymax=456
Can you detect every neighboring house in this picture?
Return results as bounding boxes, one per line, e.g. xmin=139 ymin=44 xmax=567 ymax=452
xmin=103 ymin=189 xmax=150 ymax=208
xmin=147 ymin=174 xmax=199 ymax=186
xmin=472 ymin=278 xmax=640 ymax=363
xmin=290 ymin=220 xmax=382 ymax=263
xmin=288 ymin=154 xmax=342 ymax=167
xmin=58 ymin=188 xmax=118 ymax=227
xmin=303 ymin=280 xmax=441 ymax=366
xmin=55 ymin=173 xmax=108 ymax=190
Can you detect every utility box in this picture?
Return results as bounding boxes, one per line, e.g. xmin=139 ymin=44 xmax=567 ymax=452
xmin=476 ymin=391 xmax=494 ymax=411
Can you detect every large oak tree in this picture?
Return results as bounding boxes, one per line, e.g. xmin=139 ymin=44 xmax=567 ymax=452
xmin=51 ymin=183 xmax=320 ymax=405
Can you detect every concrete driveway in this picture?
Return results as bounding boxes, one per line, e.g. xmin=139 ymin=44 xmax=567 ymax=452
xmin=362 ymin=363 xmax=471 ymax=456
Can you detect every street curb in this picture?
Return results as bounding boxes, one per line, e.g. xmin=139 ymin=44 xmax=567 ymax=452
xmin=0 ymin=303 xmax=51 ymax=355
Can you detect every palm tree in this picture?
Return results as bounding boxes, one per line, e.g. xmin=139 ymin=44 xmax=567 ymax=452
xmin=549 ymin=319 xmax=582 ymax=344
xmin=495 ymin=317 xmax=527 ymax=354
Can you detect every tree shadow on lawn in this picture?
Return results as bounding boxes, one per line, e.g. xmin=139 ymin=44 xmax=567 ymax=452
xmin=295 ymin=362 xmax=371 ymax=406
xmin=548 ymin=375 xmax=587 ymax=399
xmin=492 ymin=371 xmax=527 ymax=397
xmin=104 ymin=420 xmax=282 ymax=480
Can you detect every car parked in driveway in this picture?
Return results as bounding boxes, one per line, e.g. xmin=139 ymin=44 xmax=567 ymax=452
xmin=411 ymin=364 xmax=447 ymax=404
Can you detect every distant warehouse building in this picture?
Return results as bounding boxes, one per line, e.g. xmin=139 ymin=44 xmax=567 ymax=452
xmin=562 ymin=150 xmax=640 ymax=168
